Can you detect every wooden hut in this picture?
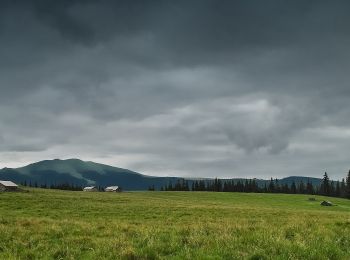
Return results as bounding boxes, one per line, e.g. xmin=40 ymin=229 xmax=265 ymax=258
xmin=0 ymin=180 xmax=19 ymax=191
xmin=83 ymin=186 xmax=98 ymax=192
xmin=105 ymin=186 xmax=121 ymax=192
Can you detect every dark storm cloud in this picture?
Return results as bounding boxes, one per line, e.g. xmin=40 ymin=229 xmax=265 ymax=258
xmin=1 ymin=0 xmax=350 ymax=179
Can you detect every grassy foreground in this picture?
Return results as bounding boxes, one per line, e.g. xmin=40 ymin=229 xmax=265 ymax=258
xmin=0 ymin=189 xmax=350 ymax=259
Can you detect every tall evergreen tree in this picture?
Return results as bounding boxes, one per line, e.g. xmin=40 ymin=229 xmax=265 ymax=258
xmin=340 ymin=178 xmax=346 ymax=198
xmin=281 ymin=184 xmax=289 ymax=194
xmin=298 ymin=181 xmax=305 ymax=194
xmin=306 ymin=179 xmax=314 ymax=195
xmin=346 ymin=170 xmax=350 ymax=199
xmin=274 ymin=179 xmax=280 ymax=193
xmin=263 ymin=183 xmax=268 ymax=193
xmin=335 ymin=181 xmax=341 ymax=197
xmin=268 ymin=178 xmax=275 ymax=193
xmin=322 ymin=172 xmax=330 ymax=196
xmin=290 ymin=182 xmax=297 ymax=194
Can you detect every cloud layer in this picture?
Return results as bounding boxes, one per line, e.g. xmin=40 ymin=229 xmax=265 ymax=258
xmin=1 ymin=0 xmax=350 ymax=179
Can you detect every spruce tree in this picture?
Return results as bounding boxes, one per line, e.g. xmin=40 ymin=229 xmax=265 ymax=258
xmin=306 ymin=179 xmax=314 ymax=195
xmin=274 ymin=179 xmax=280 ymax=193
xmin=244 ymin=179 xmax=249 ymax=192
xmin=322 ymin=172 xmax=330 ymax=196
xmin=268 ymin=178 xmax=275 ymax=193
xmin=290 ymin=182 xmax=297 ymax=194
xmin=263 ymin=183 xmax=268 ymax=193
xmin=330 ymin=181 xmax=335 ymax=197
xmin=252 ymin=179 xmax=258 ymax=193
xmin=335 ymin=181 xmax=341 ymax=197
xmin=340 ymin=178 xmax=346 ymax=198
xmin=346 ymin=170 xmax=350 ymax=199
xmin=298 ymin=181 xmax=305 ymax=194
xmin=168 ymin=182 xmax=173 ymax=191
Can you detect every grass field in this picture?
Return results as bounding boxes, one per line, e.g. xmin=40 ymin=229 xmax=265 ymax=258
xmin=0 ymin=189 xmax=350 ymax=259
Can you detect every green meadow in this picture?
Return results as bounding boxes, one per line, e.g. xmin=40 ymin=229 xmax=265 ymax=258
xmin=0 ymin=189 xmax=349 ymax=259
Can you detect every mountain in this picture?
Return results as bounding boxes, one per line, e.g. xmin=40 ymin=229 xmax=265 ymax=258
xmin=0 ymin=159 xmax=323 ymax=190
xmin=277 ymin=176 xmax=322 ymax=186
xmin=0 ymin=159 xmax=182 ymax=190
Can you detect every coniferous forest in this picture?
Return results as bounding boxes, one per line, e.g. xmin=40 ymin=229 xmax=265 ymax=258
xmin=18 ymin=170 xmax=350 ymax=200
xmin=157 ymin=171 xmax=350 ymax=199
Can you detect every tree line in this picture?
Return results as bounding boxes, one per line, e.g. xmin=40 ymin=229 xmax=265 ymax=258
xmin=157 ymin=171 xmax=350 ymax=199
xmin=19 ymin=181 xmax=105 ymax=191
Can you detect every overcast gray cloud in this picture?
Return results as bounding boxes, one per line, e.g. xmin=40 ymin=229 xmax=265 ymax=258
xmin=1 ymin=0 xmax=350 ymax=179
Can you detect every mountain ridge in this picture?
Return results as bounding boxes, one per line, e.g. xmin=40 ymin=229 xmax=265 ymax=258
xmin=0 ymin=158 xmax=323 ymax=190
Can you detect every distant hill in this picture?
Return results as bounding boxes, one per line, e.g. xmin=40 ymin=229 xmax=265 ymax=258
xmin=0 ymin=159 xmax=181 ymax=190
xmin=277 ymin=176 xmax=322 ymax=186
xmin=0 ymin=159 xmax=323 ymax=190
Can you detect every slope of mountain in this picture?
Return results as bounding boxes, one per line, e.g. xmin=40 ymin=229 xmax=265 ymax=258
xmin=278 ymin=176 xmax=322 ymax=186
xmin=0 ymin=159 xmax=323 ymax=190
xmin=0 ymin=159 xmax=180 ymax=190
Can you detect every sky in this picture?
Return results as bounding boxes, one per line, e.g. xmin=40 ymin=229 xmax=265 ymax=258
xmin=1 ymin=0 xmax=350 ymax=180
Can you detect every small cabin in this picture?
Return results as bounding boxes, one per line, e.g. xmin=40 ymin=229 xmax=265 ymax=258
xmin=83 ymin=186 xmax=98 ymax=192
xmin=0 ymin=180 xmax=19 ymax=192
xmin=105 ymin=186 xmax=121 ymax=192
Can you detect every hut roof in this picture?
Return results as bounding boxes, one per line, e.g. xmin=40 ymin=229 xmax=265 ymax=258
xmin=83 ymin=186 xmax=96 ymax=190
xmin=106 ymin=186 xmax=119 ymax=190
xmin=0 ymin=180 xmax=18 ymax=187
